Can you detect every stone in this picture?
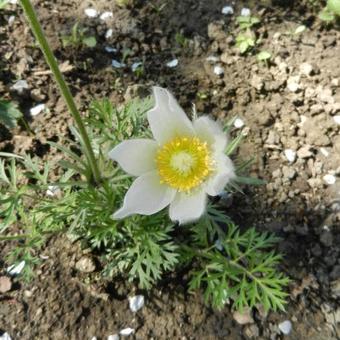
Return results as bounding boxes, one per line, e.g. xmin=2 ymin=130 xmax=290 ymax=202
xmin=320 ymin=231 xmax=333 ymax=247
xmin=299 ymin=63 xmax=313 ymax=76
xmin=221 ymin=6 xmax=234 ymax=15
xmin=282 ymin=166 xmax=296 ymax=180
xmin=11 ymin=79 xmax=29 ymax=95
xmin=31 ymin=89 xmax=46 ymax=102
xmin=0 ymin=276 xmax=12 ymax=293
xmin=213 ymin=65 xmax=224 ymax=76
xmin=75 ymin=256 xmax=96 ymax=273
xmin=278 ymin=320 xmax=292 ymax=335
xmin=124 ymin=84 xmax=148 ymax=102
xmin=244 ymin=324 xmax=259 ymax=338
xmin=207 ymin=21 xmax=225 ymax=40
xmin=119 ymin=328 xmax=135 ymax=336
xmin=233 ymin=308 xmax=254 ymax=325
xmin=297 ymin=146 xmax=313 ymax=159
xmin=307 ymin=178 xmax=323 ymax=188
xmin=284 ymin=149 xmax=296 ymax=163
xmin=128 ymin=295 xmax=144 ymax=312
xmin=250 ymin=75 xmax=264 ymax=91
xmin=323 ymin=174 xmax=336 ymax=185
xmin=107 ymin=335 xmax=119 ymax=340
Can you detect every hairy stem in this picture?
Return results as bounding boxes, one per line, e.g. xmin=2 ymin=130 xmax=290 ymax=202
xmin=20 ymin=0 xmax=101 ymax=184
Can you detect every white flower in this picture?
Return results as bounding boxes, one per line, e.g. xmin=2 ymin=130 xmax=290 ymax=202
xmin=109 ymin=87 xmax=235 ymax=224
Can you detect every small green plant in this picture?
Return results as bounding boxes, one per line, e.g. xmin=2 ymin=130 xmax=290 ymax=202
xmin=236 ymin=15 xmax=261 ymax=30
xmin=236 ymin=32 xmax=256 ymax=54
xmin=175 ymin=32 xmax=189 ymax=48
xmin=0 ymin=99 xmax=23 ymax=129
xmin=116 ymin=0 xmax=134 ymax=7
xmin=0 ymin=0 xmax=9 ymax=10
xmin=257 ymin=50 xmax=272 ymax=65
xmin=319 ymin=0 xmax=340 ymax=22
xmin=61 ymin=22 xmax=97 ymax=49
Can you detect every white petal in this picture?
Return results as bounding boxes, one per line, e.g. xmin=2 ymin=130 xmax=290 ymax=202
xmin=204 ymin=154 xmax=235 ymax=196
xmin=112 ymin=171 xmax=176 ymax=219
xmin=108 ymin=139 xmax=157 ymax=176
xmin=147 ymin=87 xmax=195 ymax=145
xmin=169 ymin=190 xmax=207 ymax=224
xmin=194 ymin=116 xmax=227 ymax=152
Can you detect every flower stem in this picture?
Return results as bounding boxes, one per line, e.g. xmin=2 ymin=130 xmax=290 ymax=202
xmin=20 ymin=0 xmax=101 ymax=185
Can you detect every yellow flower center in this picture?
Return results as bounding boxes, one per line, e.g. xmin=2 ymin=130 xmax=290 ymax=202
xmin=156 ymin=136 xmax=213 ymax=191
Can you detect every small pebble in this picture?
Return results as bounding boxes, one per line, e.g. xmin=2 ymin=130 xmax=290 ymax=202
xmin=107 ymin=335 xmax=119 ymax=340
xmin=46 ymin=185 xmax=61 ymax=197
xmin=105 ymin=29 xmax=113 ymax=39
xmin=119 ymin=328 xmax=135 ymax=336
xmin=240 ymin=8 xmax=251 ymax=16
xmin=75 ymin=256 xmax=96 ymax=273
xmin=8 ymin=16 xmax=15 ymax=25
xmin=278 ymin=320 xmax=292 ymax=335
xmin=84 ymin=8 xmax=98 ymax=18
xmin=131 ymin=62 xmax=142 ymax=72
xmin=100 ymin=12 xmax=113 ymax=21
xmin=213 ymin=65 xmax=224 ymax=76
xmin=7 ymin=261 xmax=25 ymax=276
xmin=105 ymin=46 xmax=117 ymax=53
xmin=333 ymin=115 xmax=340 ymax=125
xmin=234 ymin=118 xmax=245 ymax=128
xmin=206 ymin=55 xmax=219 ymax=63
xmin=11 ymin=80 xmax=29 ymax=94
xmin=128 ymin=295 xmax=145 ymax=312
xmin=323 ymin=174 xmax=336 ymax=185
xmin=0 ymin=333 xmax=12 ymax=340
xmin=221 ymin=6 xmax=234 ymax=15
xmin=320 ymin=147 xmax=330 ymax=157
xmin=284 ymin=149 xmax=296 ymax=163
xmin=112 ymin=60 xmax=126 ymax=68
xmin=0 ymin=276 xmax=12 ymax=293
xmin=299 ymin=63 xmax=313 ymax=76
xmin=166 ymin=59 xmax=178 ymax=68
xmin=30 ymin=104 xmax=45 ymax=116
xmin=233 ymin=309 xmax=254 ymax=325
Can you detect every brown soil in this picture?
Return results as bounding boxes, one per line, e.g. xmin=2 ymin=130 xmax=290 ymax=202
xmin=1 ymin=0 xmax=340 ymax=339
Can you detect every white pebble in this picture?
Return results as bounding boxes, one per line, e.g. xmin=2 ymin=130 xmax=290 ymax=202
xmin=287 ymin=82 xmax=299 ymax=93
xmin=84 ymin=8 xmax=98 ymax=18
xmin=112 ymin=60 xmax=126 ymax=68
xmin=320 ymin=147 xmax=329 ymax=157
xmin=30 ymin=103 xmax=45 ymax=116
xmin=323 ymin=174 xmax=336 ymax=185
xmin=0 ymin=333 xmax=12 ymax=340
xmin=128 ymin=295 xmax=144 ymax=312
xmin=213 ymin=65 xmax=224 ymax=75
xmin=206 ymin=55 xmax=219 ymax=63
xmin=100 ymin=12 xmax=113 ymax=21
xmin=241 ymin=8 xmax=251 ymax=16
xmin=278 ymin=320 xmax=292 ymax=335
xmin=333 ymin=115 xmax=340 ymax=125
xmin=46 ymin=185 xmax=61 ymax=197
xmin=11 ymin=79 xmax=29 ymax=94
xmin=8 ymin=15 xmax=15 ymax=25
xmin=284 ymin=149 xmax=296 ymax=163
xmin=7 ymin=261 xmax=25 ymax=276
xmin=119 ymin=328 xmax=135 ymax=336
xmin=131 ymin=62 xmax=142 ymax=72
xmin=166 ymin=59 xmax=178 ymax=68
xmin=107 ymin=335 xmax=119 ymax=340
xmin=9 ymin=0 xmax=18 ymax=4
xmin=234 ymin=118 xmax=244 ymax=128
xmin=221 ymin=6 xmax=234 ymax=15
xmin=105 ymin=29 xmax=113 ymax=39
xmin=105 ymin=46 xmax=117 ymax=53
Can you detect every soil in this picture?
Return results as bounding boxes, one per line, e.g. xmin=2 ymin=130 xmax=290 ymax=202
xmin=1 ymin=0 xmax=340 ymax=339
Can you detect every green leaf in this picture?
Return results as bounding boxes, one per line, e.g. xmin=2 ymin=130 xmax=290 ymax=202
xmin=319 ymin=8 xmax=335 ymax=21
xmin=0 ymin=99 xmax=23 ymax=129
xmin=83 ymin=36 xmax=97 ymax=48
xmin=234 ymin=176 xmax=266 ymax=186
xmin=0 ymin=0 xmax=9 ymax=10
xmin=257 ymin=51 xmax=271 ymax=61
xmin=327 ymin=0 xmax=340 ymax=15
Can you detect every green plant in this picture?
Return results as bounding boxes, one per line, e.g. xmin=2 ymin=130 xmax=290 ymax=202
xmin=236 ymin=15 xmax=261 ymax=30
xmin=236 ymin=32 xmax=256 ymax=54
xmin=257 ymin=50 xmax=272 ymax=65
xmin=2 ymin=0 xmax=290 ymax=312
xmin=175 ymin=32 xmax=188 ymax=48
xmin=0 ymin=99 xmax=23 ymax=129
xmin=61 ymin=22 xmax=97 ymax=49
xmin=0 ymin=0 xmax=9 ymax=10
xmin=319 ymin=0 xmax=340 ymax=21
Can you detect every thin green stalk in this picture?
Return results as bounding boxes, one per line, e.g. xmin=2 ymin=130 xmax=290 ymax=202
xmin=20 ymin=0 xmax=101 ymax=184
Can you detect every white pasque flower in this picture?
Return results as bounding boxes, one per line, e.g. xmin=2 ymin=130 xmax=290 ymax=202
xmin=109 ymin=87 xmax=235 ymax=224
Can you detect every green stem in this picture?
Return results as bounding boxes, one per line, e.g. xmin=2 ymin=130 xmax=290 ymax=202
xmin=0 ymin=234 xmax=31 ymax=241
xmin=20 ymin=0 xmax=101 ymax=185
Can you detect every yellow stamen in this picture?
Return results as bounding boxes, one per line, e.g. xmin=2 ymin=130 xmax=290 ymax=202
xmin=156 ymin=136 xmax=213 ymax=191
